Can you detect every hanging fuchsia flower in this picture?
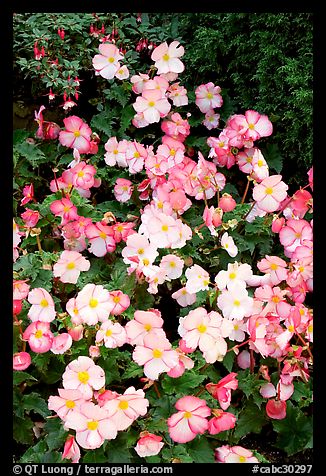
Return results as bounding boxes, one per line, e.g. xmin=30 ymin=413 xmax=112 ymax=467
xmin=59 ymin=116 xmax=92 ymax=154
xmin=167 ymin=396 xmax=211 ymax=443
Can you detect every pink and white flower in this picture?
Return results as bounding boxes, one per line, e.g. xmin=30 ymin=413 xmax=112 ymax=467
xmin=151 ymin=41 xmax=185 ymax=75
xmin=27 ymin=288 xmax=56 ymax=322
xmin=114 ymin=178 xmax=133 ymax=202
xmin=95 ymin=320 xmax=127 ymax=348
xmin=167 ymin=396 xmax=211 ymax=443
xmin=133 ymin=334 xmax=179 ymax=380
xmin=103 ymin=386 xmax=149 ymax=431
xmin=13 ymin=352 xmax=31 ymax=371
xmin=75 ymin=283 xmax=113 ymax=326
xmin=64 ymin=401 xmax=117 ymax=449
xmin=253 ymin=175 xmax=288 ymax=213
xmin=159 ymin=254 xmax=184 ymax=280
xmin=185 ymin=264 xmax=210 ymax=294
xmin=217 ymin=283 xmax=253 ymax=320
xmin=195 ymin=82 xmax=223 ymax=113
xmin=171 ymin=287 xmax=197 ymax=307
xmin=62 ymin=356 xmax=105 ymax=400
xmin=215 ymin=262 xmax=253 ymax=290
xmin=134 ymin=432 xmax=164 ymax=458
xmin=48 ymin=388 xmax=85 ymax=420
xmin=59 ymin=116 xmax=92 ymax=154
xmin=108 ymin=290 xmax=130 ymax=315
xmin=62 ymin=435 xmax=81 ymax=463
xmin=92 ymin=42 xmax=124 ymax=79
xmin=206 ymin=373 xmax=238 ymax=410
xmin=220 ymin=232 xmax=238 ymax=258
xmin=208 ymin=409 xmax=237 ymax=435
xmin=51 ymin=333 xmax=73 ymax=354
xmin=125 ymin=309 xmax=166 ymax=346
xmin=23 ymin=321 xmax=54 ymax=353
xmin=53 ymin=250 xmax=90 ymax=284
xmin=85 ymin=222 xmax=116 ymax=257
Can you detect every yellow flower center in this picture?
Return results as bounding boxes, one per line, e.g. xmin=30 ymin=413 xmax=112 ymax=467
xmin=35 ymin=330 xmax=43 ymax=339
xmin=65 ymin=400 xmax=75 ymax=409
xmin=299 ymin=266 xmax=305 ymax=273
xmin=118 ymin=400 xmax=129 ymax=410
xmin=272 ymin=296 xmax=280 ymax=303
xmin=134 ymin=151 xmax=140 ymax=158
xmin=218 ymin=142 xmax=225 ymax=148
xmin=113 ymin=149 xmax=119 ymax=155
xmin=169 ymin=261 xmax=176 ymax=268
xmin=170 ymin=148 xmax=176 ymax=156
xmin=144 ymin=323 xmax=152 ymax=331
xmin=162 ymin=225 xmax=168 ymax=232
xmin=206 ymin=92 xmax=213 ymax=99
xmin=73 ymin=308 xmax=79 ymax=315
xmin=40 ymin=299 xmax=48 ymax=307
xmin=184 ymin=411 xmax=192 ymax=419
xmin=229 ymin=272 xmax=237 ymax=280
xmin=248 ymin=123 xmax=255 ymax=130
xmin=116 ymin=225 xmax=124 ymax=232
xmin=63 ymin=206 xmax=70 ymax=212
xmin=142 ymin=258 xmax=150 ymax=266
xmin=113 ymin=296 xmax=121 ymax=303
xmin=257 ymin=159 xmax=264 ymax=167
xmin=74 ymin=130 xmax=81 ymax=137
xmin=288 ymin=325 xmax=295 ymax=333
xmin=78 ymin=371 xmax=90 ymax=384
xmin=148 ymin=101 xmax=155 ymax=107
xmin=308 ymin=324 xmax=313 ymax=333
xmin=89 ymin=298 xmax=98 ymax=308
xmin=163 ymin=53 xmax=170 ymax=61
xmin=233 ymin=300 xmax=241 ymax=306
xmin=197 ymin=324 xmax=207 ymax=333
xmin=99 ymin=232 xmax=107 ymax=239
xmin=234 ymin=324 xmax=239 ymax=330
xmin=137 ymin=248 xmax=144 ymax=255
xmin=270 ymin=263 xmax=278 ymax=270
xmin=108 ymin=57 xmax=115 ymax=63
xmin=203 ymin=279 xmax=210 ymax=286
xmin=106 ymin=329 xmax=113 ymax=337
xmin=77 ymin=171 xmax=84 ymax=177
xmin=265 ymin=187 xmax=274 ymax=195
xmin=87 ymin=420 xmax=99 ymax=431
xmin=246 ymin=156 xmax=253 ymax=163
xmin=239 ymin=456 xmax=247 ymax=463
xmin=224 ymin=243 xmax=229 ymax=248
xmin=157 ymin=201 xmax=164 ymax=209
xmin=66 ymin=262 xmax=75 ymax=270
xmin=153 ymin=348 xmax=163 ymax=358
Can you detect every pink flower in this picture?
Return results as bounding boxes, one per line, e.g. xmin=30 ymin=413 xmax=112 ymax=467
xmin=203 ymin=206 xmax=223 ymax=236
xmin=125 ymin=309 xmax=166 ymax=345
xmin=237 ymin=350 xmax=251 ymax=369
xmin=241 ymin=110 xmax=273 ymax=141
xmin=171 ymin=287 xmax=197 ymax=307
xmin=92 ymin=42 xmax=124 ymax=79
xmin=159 ymin=254 xmax=184 ymax=280
xmin=215 ymin=262 xmax=253 ymax=290
xmin=13 ymin=280 xmax=30 ymax=300
xmin=279 ymin=219 xmax=313 ymax=255
xmin=108 ymin=290 xmax=130 ymax=315
xmin=104 ymin=137 xmax=128 ymax=167
xmin=75 ymin=283 xmax=113 ymax=326
xmin=13 ymin=351 xmax=31 ymax=371
xmin=206 ymin=373 xmax=238 ymax=410
xmin=48 ymin=388 xmax=85 ymax=419
xmin=51 ymin=333 xmax=73 ymax=354
xmin=195 ymin=82 xmax=223 ymax=113
xmin=217 ymin=283 xmax=253 ymax=320
xmin=167 ymin=348 xmax=194 ymax=378
xmin=59 ymin=116 xmax=92 ymax=154
xmin=167 ymin=82 xmax=188 ymax=107
xmin=133 ymin=89 xmax=171 ymax=124
xmin=220 ymin=232 xmax=238 ymax=258
xmin=68 ymin=325 xmax=84 ymax=341
xmin=253 ymin=175 xmax=288 ymax=213
xmin=125 ymin=141 xmax=147 ymax=174
xmin=103 ymin=386 xmax=149 ymax=431
xmin=85 ymin=222 xmax=116 ymax=257
xmin=115 ymin=64 xmax=129 ymax=80
xmin=89 ymin=345 xmax=100 ymax=358
xmin=185 ymin=264 xmax=210 ymax=294
xmin=133 ymin=334 xmax=179 ymax=380
xmin=131 ymin=73 xmax=150 ymax=94
xmin=64 ymin=401 xmax=117 ymax=449
xmin=21 ymin=184 xmax=34 ymax=206
xmin=151 ymin=41 xmax=185 ymax=74
xmin=114 ymin=178 xmax=133 ymax=202
xmin=266 ymin=399 xmax=287 ymax=419
xmin=62 ymin=356 xmax=105 ymax=399
xmin=135 ymin=432 xmax=164 ymax=458
xmin=95 ymin=320 xmax=127 ymax=348
xmin=70 ymin=162 xmax=96 ymax=190
xmin=53 ymin=250 xmax=90 ymax=284
xmin=23 ymin=321 xmax=54 ymax=353
xmin=50 ymin=198 xmax=78 ymax=225
xmin=122 ymin=233 xmax=158 ymax=272
xmin=257 ymin=255 xmax=288 ymax=286
xmin=224 ymin=445 xmax=259 ymax=463
xmin=167 ymin=396 xmax=211 ymax=443
xmin=307 ymin=166 xmax=313 ymax=191
xmin=208 ymin=409 xmax=237 ymax=434
xmin=62 ymin=435 xmax=81 ymax=463
xmin=203 ymin=110 xmax=220 ymax=130
xmin=27 ymin=288 xmax=56 ymax=322
xmin=21 ymin=209 xmax=40 ymax=228
xmin=219 ymin=193 xmax=236 ymax=212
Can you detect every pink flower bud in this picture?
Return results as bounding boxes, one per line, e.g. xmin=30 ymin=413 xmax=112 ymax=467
xmin=271 ymin=216 xmax=285 ymax=233
xmin=68 ymin=325 xmax=84 ymax=341
xmin=13 ymin=351 xmax=31 ymax=371
xmin=51 ymin=333 xmax=73 ymax=354
xmin=89 ymin=345 xmax=100 ymax=358
xmin=62 ymin=435 xmax=80 ymax=463
xmin=266 ymin=399 xmax=287 ymax=419
xmin=219 ymin=193 xmax=237 ymax=212
xmin=13 ymin=299 xmax=23 ymax=316
xmin=135 ymin=432 xmax=164 ymax=457
xmin=178 ymin=338 xmax=196 ymax=354
xmin=236 ymin=350 xmax=251 ymax=369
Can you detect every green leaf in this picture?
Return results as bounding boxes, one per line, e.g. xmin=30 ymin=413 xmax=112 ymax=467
xmin=13 ymin=371 xmax=38 ymax=386
xmin=13 ymin=416 xmax=34 ymax=445
xmin=161 ymin=371 xmax=206 ymax=395
xmin=20 ymin=440 xmax=48 ymax=462
xmin=263 ymin=143 xmax=284 ymax=174
xmin=15 ymin=141 xmax=47 ymax=166
xmin=272 ymin=401 xmax=313 ymax=455
xmin=222 ymin=350 xmax=235 ymax=372
xmin=107 ymin=438 xmax=132 ymax=462
xmin=232 ymin=399 xmax=267 ymax=441
xmin=82 ymin=447 xmax=108 ymax=463
xmin=44 ymin=418 xmax=68 ymax=451
xmin=23 ymin=392 xmax=51 ymax=418
xmin=186 ymin=436 xmax=215 ymax=463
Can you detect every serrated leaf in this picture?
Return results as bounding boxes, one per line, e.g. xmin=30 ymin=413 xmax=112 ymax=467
xmin=161 ymin=371 xmax=206 ymax=395
xmin=263 ymin=143 xmax=284 ymax=174
xmin=23 ymin=392 xmax=51 ymax=418
xmin=13 ymin=416 xmax=34 ymax=445
xmin=20 ymin=440 xmax=47 ymax=462
xmin=44 ymin=418 xmax=68 ymax=451
xmin=186 ymin=436 xmax=215 ymax=463
xmin=232 ymin=399 xmax=267 ymax=440
xmin=222 ymin=350 xmax=235 ymax=372
xmin=13 ymin=371 xmax=38 ymax=386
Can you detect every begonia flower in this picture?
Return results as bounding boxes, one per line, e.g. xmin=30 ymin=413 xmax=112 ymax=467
xmin=134 ymin=432 xmax=164 ymax=457
xmin=59 ymin=116 xmax=92 ymax=154
xmin=53 ymin=250 xmax=90 ymax=284
xmin=151 ymin=41 xmax=185 ymax=74
xmin=27 ymin=288 xmax=56 ymax=322
xmin=103 ymin=386 xmax=149 ymax=431
xmin=167 ymin=396 xmax=211 ymax=443
xmin=23 ymin=321 xmax=54 ymax=353
xmin=62 ymin=356 xmax=105 ymax=400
